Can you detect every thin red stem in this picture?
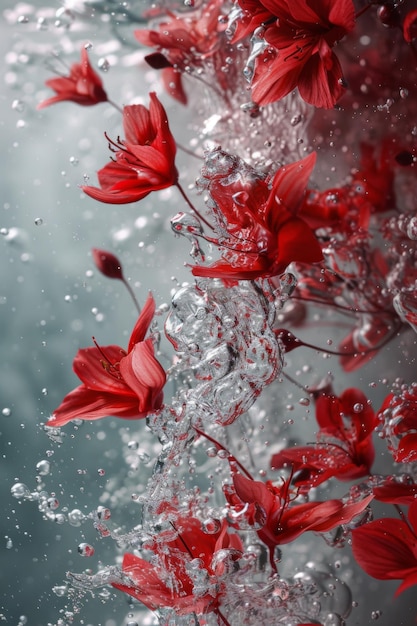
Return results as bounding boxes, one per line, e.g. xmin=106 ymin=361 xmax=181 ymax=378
xmin=176 ymin=182 xmax=215 ymax=230
xmin=194 ymin=426 xmax=254 ymax=480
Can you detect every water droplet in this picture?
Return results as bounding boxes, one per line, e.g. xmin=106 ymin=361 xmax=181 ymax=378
xmin=68 ymin=509 xmax=85 ymax=526
xmin=47 ymin=497 xmax=59 ymax=510
xmin=96 ymin=506 xmax=111 ymax=520
xmin=11 ymin=482 xmax=31 ymax=500
xmin=36 ymin=460 xmax=51 ymax=476
xmin=98 ymin=58 xmax=110 ymax=72
xmin=202 ymin=518 xmax=221 ymax=534
xmin=78 ymin=542 xmax=95 ymax=557
xmin=12 ymin=99 xmax=25 ymax=112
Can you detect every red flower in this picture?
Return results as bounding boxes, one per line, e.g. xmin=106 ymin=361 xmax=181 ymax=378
xmin=46 ymin=294 xmax=166 ymax=427
xmin=191 ymin=150 xmax=322 ymax=280
xmin=37 ymin=47 xmax=108 ymax=109
xmin=227 ymin=472 xmax=373 ymax=569
xmin=271 ymin=388 xmax=376 ymax=490
xmin=135 ymin=0 xmax=225 ymax=104
xmin=351 ymin=501 xmax=417 ymax=596
xmin=82 ymin=93 xmax=178 ymax=204
xmin=249 ymin=0 xmax=355 ymax=108
xmin=111 ymin=516 xmax=242 ymax=616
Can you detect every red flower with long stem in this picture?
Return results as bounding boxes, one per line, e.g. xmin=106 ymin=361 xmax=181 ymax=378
xmin=248 ymin=0 xmax=355 ymax=108
xmin=352 ymin=501 xmax=417 ymax=596
xmin=191 ymin=150 xmax=323 ymax=280
xmin=82 ymin=93 xmax=179 ymax=204
xmin=47 ymin=293 xmax=166 ymax=427
xmin=37 ymin=47 xmax=108 ymax=109
xmin=112 ymin=515 xmax=242 ymax=623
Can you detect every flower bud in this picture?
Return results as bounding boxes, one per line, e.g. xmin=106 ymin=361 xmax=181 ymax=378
xmin=92 ymin=248 xmax=124 ymax=280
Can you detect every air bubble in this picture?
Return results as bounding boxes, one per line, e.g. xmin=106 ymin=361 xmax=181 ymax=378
xmin=78 ymin=542 xmax=95 ymax=557
xmin=2 ymin=407 xmax=11 ymax=416
xmin=11 ymin=482 xmax=31 ymax=500
xmin=98 ymin=58 xmax=110 ymax=72
xmin=371 ymin=610 xmax=382 ymax=620
xmin=36 ymin=460 xmax=51 ymax=476
xmin=353 ymin=403 xmax=364 ymax=413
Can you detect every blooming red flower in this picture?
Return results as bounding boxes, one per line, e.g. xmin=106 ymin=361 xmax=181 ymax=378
xmin=191 ymin=150 xmax=323 ymax=280
xmin=249 ymin=0 xmax=355 ymax=108
xmin=135 ymin=0 xmax=225 ymax=104
xmin=82 ymin=93 xmax=178 ymax=204
xmin=46 ymin=294 xmax=166 ymax=427
xmin=111 ymin=515 xmax=242 ymax=616
xmin=271 ymin=388 xmax=376 ymax=490
xmin=351 ymin=501 xmax=417 ymax=597
xmin=37 ymin=47 xmax=108 ymax=109
xmin=226 ymin=472 xmax=373 ymax=569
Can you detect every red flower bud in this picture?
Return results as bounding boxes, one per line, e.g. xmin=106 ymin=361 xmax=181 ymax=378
xmin=92 ymin=248 xmax=124 ymax=280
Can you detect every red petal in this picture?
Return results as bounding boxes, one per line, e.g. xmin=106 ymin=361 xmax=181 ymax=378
xmin=48 ymin=385 xmax=140 ymax=426
xmin=352 ymin=518 xmax=417 ymax=579
xmin=128 ymin=293 xmax=155 ymax=350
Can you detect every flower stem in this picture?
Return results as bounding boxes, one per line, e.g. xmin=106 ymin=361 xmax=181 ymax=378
xmin=122 ymin=277 xmax=141 ymax=315
xmin=108 ymin=99 xmax=124 ymax=115
xmin=176 ymin=182 xmax=215 ymax=230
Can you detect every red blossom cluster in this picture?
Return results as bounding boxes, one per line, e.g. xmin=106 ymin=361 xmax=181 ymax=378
xmin=35 ymin=0 xmax=417 ymax=621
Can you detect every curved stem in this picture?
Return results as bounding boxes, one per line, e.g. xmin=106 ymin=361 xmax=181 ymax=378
xmin=122 ymin=277 xmax=141 ymax=315
xmin=176 ymin=182 xmax=215 ymax=230
xmin=194 ymin=426 xmax=254 ymax=480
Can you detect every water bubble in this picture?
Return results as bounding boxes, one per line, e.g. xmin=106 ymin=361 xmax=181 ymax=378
xmin=53 ymin=585 xmax=68 ymax=597
xmin=299 ymin=397 xmax=310 ymax=406
xmin=371 ymin=610 xmax=382 ymax=620
xmin=2 ymin=407 xmax=11 ymax=417
xmin=12 ymin=99 xmax=25 ymax=112
xmin=6 ymin=538 xmax=13 ymax=549
xmin=55 ymin=7 xmax=75 ymax=28
xmin=36 ymin=460 xmax=51 ymax=476
xmin=96 ymin=506 xmax=111 ymax=520
xmin=17 ymin=15 xmax=29 ymax=24
xmin=202 ymin=518 xmax=221 ymax=534
xmin=98 ymin=58 xmax=110 ymax=72
xmin=11 ymin=482 xmax=31 ymax=500
xmin=68 ymin=509 xmax=85 ymax=526
xmin=353 ymin=403 xmax=363 ymax=413
xmin=78 ymin=542 xmax=95 ymax=557
xmin=47 ymin=497 xmax=59 ymax=510
xmin=290 ymin=114 xmax=302 ymax=126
